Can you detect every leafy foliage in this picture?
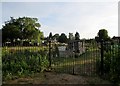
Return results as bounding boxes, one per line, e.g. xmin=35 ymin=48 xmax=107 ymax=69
xmin=104 ymin=45 xmax=120 ymax=83
xmin=95 ymin=29 xmax=110 ymax=42
xmin=2 ymin=47 xmax=49 ymax=80
xmin=58 ymin=33 xmax=68 ymax=43
xmin=96 ymin=42 xmax=120 ymax=84
xmin=75 ymin=32 xmax=80 ymax=40
xmin=2 ymin=17 xmax=43 ymax=43
xmin=49 ymin=32 xmax=52 ymax=39
xmin=53 ymin=33 xmax=59 ymax=41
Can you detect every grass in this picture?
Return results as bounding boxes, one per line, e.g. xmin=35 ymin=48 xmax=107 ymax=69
xmin=2 ymin=45 xmax=101 ymax=80
xmin=52 ymin=50 xmax=100 ymax=66
xmin=2 ymin=46 xmax=48 ymax=53
xmin=52 ymin=50 xmax=101 ymax=76
xmin=2 ymin=45 xmax=114 ymax=84
xmin=2 ymin=46 xmax=49 ymax=58
xmin=2 ymin=46 xmax=49 ymax=81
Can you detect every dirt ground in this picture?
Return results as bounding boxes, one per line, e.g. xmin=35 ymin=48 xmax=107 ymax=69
xmin=3 ymin=71 xmax=112 ymax=85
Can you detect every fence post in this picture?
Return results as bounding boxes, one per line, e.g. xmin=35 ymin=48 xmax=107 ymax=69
xmin=48 ymin=39 xmax=52 ymax=68
xmin=100 ymin=39 xmax=104 ymax=75
xmin=72 ymin=43 xmax=75 ymax=75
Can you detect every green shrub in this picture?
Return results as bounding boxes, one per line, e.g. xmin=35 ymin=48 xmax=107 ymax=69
xmin=96 ymin=44 xmax=120 ymax=84
xmin=2 ymin=48 xmax=49 ymax=80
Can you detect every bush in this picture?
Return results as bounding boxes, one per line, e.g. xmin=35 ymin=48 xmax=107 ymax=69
xmin=96 ymin=43 xmax=120 ymax=84
xmin=2 ymin=48 xmax=49 ymax=80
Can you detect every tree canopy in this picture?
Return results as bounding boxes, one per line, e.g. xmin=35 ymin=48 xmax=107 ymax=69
xmin=49 ymin=32 xmax=52 ymax=39
xmin=2 ymin=17 xmax=43 ymax=43
xmin=95 ymin=29 xmax=110 ymax=42
xmin=58 ymin=33 xmax=68 ymax=43
xmin=53 ymin=33 xmax=59 ymax=41
xmin=75 ymin=32 xmax=80 ymax=40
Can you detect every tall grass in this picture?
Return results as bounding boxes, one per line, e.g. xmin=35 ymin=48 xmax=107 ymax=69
xmin=2 ymin=46 xmax=49 ymax=81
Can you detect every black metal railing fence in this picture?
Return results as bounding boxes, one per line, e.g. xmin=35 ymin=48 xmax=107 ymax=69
xmin=2 ymin=38 xmax=120 ymax=80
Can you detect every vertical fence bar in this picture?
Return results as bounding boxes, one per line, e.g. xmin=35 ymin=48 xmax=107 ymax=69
xmin=72 ymin=42 xmax=75 ymax=75
xmin=49 ymin=40 xmax=52 ymax=68
xmin=72 ymin=52 xmax=75 ymax=75
xmin=100 ymin=39 xmax=104 ymax=76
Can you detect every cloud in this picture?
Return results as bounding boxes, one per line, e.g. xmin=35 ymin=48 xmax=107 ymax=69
xmin=40 ymin=2 xmax=118 ymax=38
xmin=2 ymin=2 xmax=118 ymax=38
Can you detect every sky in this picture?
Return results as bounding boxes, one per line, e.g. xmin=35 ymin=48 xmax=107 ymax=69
xmin=1 ymin=1 xmax=118 ymax=39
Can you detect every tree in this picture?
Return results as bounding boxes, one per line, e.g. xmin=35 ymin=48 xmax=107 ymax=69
xmin=58 ymin=33 xmax=68 ymax=43
xmin=75 ymin=32 xmax=80 ymax=40
xmin=2 ymin=17 xmax=43 ymax=43
xmin=2 ymin=17 xmax=20 ymax=43
xmin=53 ymin=33 xmax=59 ymax=41
xmin=49 ymin=32 xmax=52 ymax=39
xmin=69 ymin=33 xmax=74 ymax=40
xmin=95 ymin=29 xmax=110 ymax=42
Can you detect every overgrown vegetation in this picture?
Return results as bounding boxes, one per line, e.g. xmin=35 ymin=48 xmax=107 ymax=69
xmin=2 ymin=47 xmax=49 ymax=81
xmin=96 ymin=42 xmax=120 ymax=84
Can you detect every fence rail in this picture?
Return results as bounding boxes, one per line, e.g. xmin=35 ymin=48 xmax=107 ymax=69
xmin=2 ymin=39 xmax=120 ymax=83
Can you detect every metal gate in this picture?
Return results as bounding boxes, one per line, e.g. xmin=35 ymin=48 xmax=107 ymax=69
xmin=49 ymin=40 xmax=101 ymax=76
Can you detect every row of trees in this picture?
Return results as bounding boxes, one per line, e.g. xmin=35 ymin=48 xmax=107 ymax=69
xmin=47 ymin=29 xmax=110 ymax=43
xmin=47 ymin=32 xmax=80 ymax=43
xmin=2 ymin=17 xmax=81 ymax=45
xmin=2 ymin=16 xmax=111 ymax=45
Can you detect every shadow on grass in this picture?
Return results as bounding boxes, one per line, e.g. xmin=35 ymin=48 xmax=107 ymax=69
xmin=51 ymin=50 xmax=100 ymax=76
